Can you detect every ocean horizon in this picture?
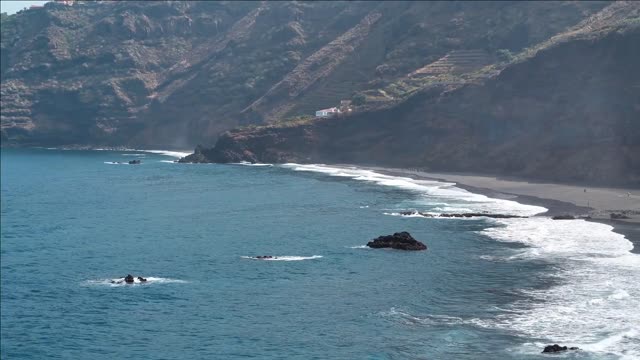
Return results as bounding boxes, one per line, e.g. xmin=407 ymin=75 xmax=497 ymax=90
xmin=1 ymin=148 xmax=638 ymax=359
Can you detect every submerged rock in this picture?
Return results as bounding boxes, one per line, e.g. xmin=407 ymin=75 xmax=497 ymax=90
xmin=128 ymin=160 xmax=141 ymax=165
xmin=367 ymin=232 xmax=427 ymax=251
xmin=542 ymin=344 xmax=579 ymax=353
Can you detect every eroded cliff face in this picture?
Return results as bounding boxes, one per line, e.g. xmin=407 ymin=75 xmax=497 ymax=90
xmin=1 ymin=1 xmax=608 ymax=148
xmin=187 ymin=3 xmax=640 ymax=186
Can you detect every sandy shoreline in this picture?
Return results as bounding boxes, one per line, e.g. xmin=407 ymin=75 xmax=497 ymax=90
xmin=363 ymin=166 xmax=640 ymax=250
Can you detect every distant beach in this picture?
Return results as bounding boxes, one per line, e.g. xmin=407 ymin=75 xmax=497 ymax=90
xmin=368 ymin=166 xmax=640 ymax=248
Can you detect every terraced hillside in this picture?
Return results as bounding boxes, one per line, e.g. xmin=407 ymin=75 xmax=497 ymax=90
xmin=1 ymin=1 xmax=610 ymax=148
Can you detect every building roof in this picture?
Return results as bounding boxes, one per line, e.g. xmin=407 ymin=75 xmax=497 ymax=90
xmin=317 ymin=107 xmax=339 ymax=112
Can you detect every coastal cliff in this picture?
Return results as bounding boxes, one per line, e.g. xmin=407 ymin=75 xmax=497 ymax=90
xmin=183 ymin=2 xmax=640 ymax=186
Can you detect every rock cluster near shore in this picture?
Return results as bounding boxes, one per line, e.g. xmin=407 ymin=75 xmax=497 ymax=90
xmin=367 ymin=232 xmax=427 ymax=251
xmin=399 ymin=211 xmax=525 ymax=219
xmin=542 ymin=344 xmax=579 ymax=353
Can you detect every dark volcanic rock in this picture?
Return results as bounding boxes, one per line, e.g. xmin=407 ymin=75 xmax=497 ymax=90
xmin=552 ymin=214 xmax=576 ymax=220
xmin=367 ymin=231 xmax=427 ymax=251
xmin=128 ymin=159 xmax=141 ymax=165
xmin=610 ymin=212 xmax=631 ymax=220
xmin=124 ymin=274 xmax=135 ymax=284
xmin=399 ymin=211 xmax=525 ymax=219
xmin=542 ymin=344 xmax=579 ymax=353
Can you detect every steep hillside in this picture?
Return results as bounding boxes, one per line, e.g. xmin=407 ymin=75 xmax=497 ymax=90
xmin=185 ymin=2 xmax=640 ymax=186
xmin=1 ymin=1 xmax=608 ymax=148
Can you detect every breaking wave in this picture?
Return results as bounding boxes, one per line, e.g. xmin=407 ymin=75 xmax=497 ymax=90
xmin=140 ymin=150 xmax=192 ymax=158
xmin=279 ymin=164 xmax=545 ymax=217
xmin=480 ymin=218 xmax=639 ymax=358
xmin=276 ymin=163 xmax=638 ymax=357
xmin=233 ymin=161 xmax=274 ymax=167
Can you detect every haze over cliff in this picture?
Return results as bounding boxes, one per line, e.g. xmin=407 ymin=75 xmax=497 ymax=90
xmin=2 ymin=1 xmax=639 ymax=184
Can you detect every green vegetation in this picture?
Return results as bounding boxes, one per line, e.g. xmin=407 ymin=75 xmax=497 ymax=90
xmin=496 ymin=49 xmax=515 ymax=63
xmin=271 ymin=114 xmax=316 ymax=127
xmin=351 ymin=93 xmax=366 ymax=106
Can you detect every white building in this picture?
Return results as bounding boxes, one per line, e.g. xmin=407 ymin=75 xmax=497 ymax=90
xmin=315 ymin=107 xmax=340 ymax=118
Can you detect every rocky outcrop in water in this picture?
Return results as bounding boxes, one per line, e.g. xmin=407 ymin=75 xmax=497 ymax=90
xmin=128 ymin=159 xmax=141 ymax=165
xmin=367 ymin=232 xmax=427 ymax=251
xmin=542 ymin=344 xmax=579 ymax=353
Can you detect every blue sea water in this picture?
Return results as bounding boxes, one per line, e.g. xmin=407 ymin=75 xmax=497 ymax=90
xmin=1 ymin=148 xmax=639 ymax=359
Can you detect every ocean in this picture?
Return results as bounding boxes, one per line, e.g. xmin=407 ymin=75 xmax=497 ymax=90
xmin=1 ymin=148 xmax=638 ymax=359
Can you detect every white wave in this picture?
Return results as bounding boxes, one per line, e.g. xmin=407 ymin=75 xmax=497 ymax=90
xmin=279 ymin=164 xmax=545 ymax=216
xmin=348 ymin=245 xmax=370 ymax=249
xmin=140 ymin=150 xmax=192 ymax=158
xmin=122 ymin=153 xmax=146 ymax=157
xmin=479 ymin=218 xmax=640 ymax=358
xmin=93 ymin=148 xmax=136 ymax=151
xmin=384 ymin=211 xmax=425 ymax=218
xmin=233 ymin=161 xmax=273 ymax=167
xmin=159 ymin=160 xmax=178 ymax=163
xmin=103 ymin=161 xmax=130 ymax=165
xmin=241 ymin=255 xmax=323 ymax=261
xmin=85 ymin=276 xmax=187 ymax=287
xmin=379 ymin=307 xmax=468 ymax=327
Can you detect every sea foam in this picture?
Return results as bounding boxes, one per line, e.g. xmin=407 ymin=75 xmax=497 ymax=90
xmin=233 ymin=161 xmax=274 ymax=167
xmin=277 ymin=163 xmax=639 ymax=357
xmin=141 ymin=150 xmax=192 ymax=158
xmin=481 ymin=218 xmax=639 ymax=358
xmin=280 ymin=163 xmax=546 ymax=216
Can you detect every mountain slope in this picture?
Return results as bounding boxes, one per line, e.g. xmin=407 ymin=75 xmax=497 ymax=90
xmin=185 ymin=2 xmax=640 ymax=186
xmin=1 ymin=1 xmax=609 ymax=148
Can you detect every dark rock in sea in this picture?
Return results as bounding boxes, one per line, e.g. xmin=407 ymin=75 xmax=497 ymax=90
xmin=124 ymin=274 xmax=135 ymax=284
xmin=367 ymin=232 xmax=427 ymax=251
xmin=542 ymin=344 xmax=579 ymax=353
xmin=552 ymin=214 xmax=576 ymax=220
xmin=256 ymin=256 xmax=274 ymax=259
xmin=399 ymin=211 xmax=525 ymax=219
xmin=610 ymin=212 xmax=631 ymax=219
xmin=128 ymin=160 xmax=141 ymax=165
xmin=137 ymin=276 xmax=147 ymax=282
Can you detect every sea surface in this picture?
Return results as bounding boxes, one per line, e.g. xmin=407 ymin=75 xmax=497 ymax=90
xmin=1 ymin=148 xmax=639 ymax=359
